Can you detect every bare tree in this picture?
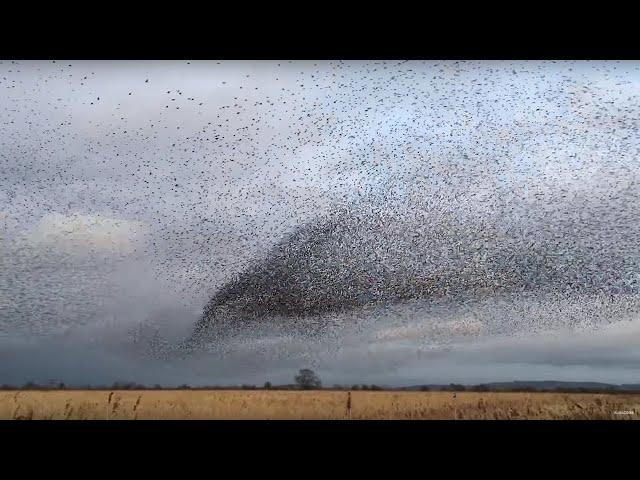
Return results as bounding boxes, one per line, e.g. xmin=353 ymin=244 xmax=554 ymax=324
xmin=294 ymin=369 xmax=322 ymax=390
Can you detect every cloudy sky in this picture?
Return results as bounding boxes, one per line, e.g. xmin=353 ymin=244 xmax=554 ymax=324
xmin=1 ymin=60 xmax=639 ymax=387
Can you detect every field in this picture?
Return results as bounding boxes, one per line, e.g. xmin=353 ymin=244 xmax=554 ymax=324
xmin=1 ymin=390 xmax=639 ymax=420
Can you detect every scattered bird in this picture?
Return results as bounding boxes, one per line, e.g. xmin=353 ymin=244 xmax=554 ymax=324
xmin=1 ymin=60 xmax=640 ymax=363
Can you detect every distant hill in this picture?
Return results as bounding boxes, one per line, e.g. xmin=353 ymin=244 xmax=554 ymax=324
xmin=403 ymin=381 xmax=640 ymax=393
xmin=620 ymin=384 xmax=640 ymax=391
xmin=481 ymin=381 xmax=617 ymax=390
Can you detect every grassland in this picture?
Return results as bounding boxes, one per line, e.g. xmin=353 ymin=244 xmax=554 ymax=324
xmin=1 ymin=390 xmax=639 ymax=419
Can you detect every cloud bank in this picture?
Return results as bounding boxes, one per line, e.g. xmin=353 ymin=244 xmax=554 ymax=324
xmin=1 ymin=60 xmax=640 ymax=385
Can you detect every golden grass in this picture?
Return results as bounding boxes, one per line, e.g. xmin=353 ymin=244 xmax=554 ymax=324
xmin=0 ymin=390 xmax=639 ymax=420
xmin=349 ymin=391 xmax=640 ymax=420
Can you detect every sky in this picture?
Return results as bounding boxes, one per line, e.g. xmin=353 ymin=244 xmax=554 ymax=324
xmin=1 ymin=60 xmax=640 ymax=387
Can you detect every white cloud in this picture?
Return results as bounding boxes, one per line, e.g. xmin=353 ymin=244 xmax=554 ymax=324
xmin=25 ymin=213 xmax=148 ymax=255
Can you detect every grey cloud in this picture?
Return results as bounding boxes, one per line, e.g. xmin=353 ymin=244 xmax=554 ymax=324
xmin=2 ymin=60 xmax=640 ymax=385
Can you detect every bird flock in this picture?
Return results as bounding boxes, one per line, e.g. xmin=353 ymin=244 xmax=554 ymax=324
xmin=1 ymin=60 xmax=640 ymax=361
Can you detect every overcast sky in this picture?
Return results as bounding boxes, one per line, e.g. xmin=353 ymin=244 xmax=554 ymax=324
xmin=1 ymin=60 xmax=640 ymax=386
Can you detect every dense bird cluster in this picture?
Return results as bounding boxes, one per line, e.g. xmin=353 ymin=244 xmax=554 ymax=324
xmin=1 ymin=61 xmax=639 ymax=359
xmin=191 ymin=174 xmax=640 ymax=346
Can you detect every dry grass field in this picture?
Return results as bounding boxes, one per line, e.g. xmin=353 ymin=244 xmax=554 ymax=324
xmin=1 ymin=390 xmax=639 ymax=420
